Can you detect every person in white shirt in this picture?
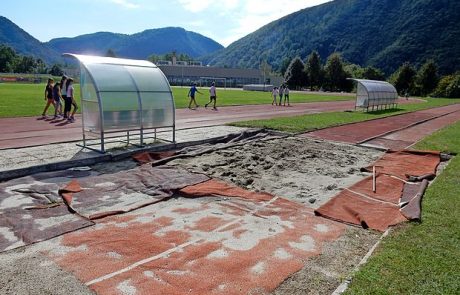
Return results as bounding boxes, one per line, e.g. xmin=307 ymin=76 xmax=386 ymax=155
xmin=271 ymin=87 xmax=278 ymax=106
xmin=65 ymin=78 xmax=78 ymax=122
xmin=205 ymin=82 xmax=218 ymax=110
xmin=283 ymin=85 xmax=290 ymax=106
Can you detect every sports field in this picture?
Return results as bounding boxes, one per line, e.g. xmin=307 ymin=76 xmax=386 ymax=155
xmin=0 ymin=83 xmax=352 ymax=118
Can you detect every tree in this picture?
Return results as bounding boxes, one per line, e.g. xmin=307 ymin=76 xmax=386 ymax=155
xmin=35 ymin=58 xmax=47 ymax=74
xmin=323 ymin=53 xmax=351 ymax=91
xmin=344 ymin=63 xmax=364 ymax=79
xmin=280 ymin=57 xmax=291 ymax=77
xmin=305 ymin=51 xmax=323 ymax=90
xmin=49 ymin=64 xmax=64 ymax=76
xmin=417 ymin=60 xmax=439 ymax=96
xmin=284 ymin=57 xmax=306 ymax=89
xmin=106 ymin=49 xmax=116 ymax=57
xmin=260 ymin=60 xmax=272 ymax=85
xmin=433 ymin=72 xmax=460 ymax=98
xmin=391 ymin=62 xmax=417 ymax=95
xmin=0 ymin=45 xmax=17 ymax=72
xmin=14 ymin=56 xmax=37 ymax=73
xmin=362 ymin=66 xmax=385 ymax=81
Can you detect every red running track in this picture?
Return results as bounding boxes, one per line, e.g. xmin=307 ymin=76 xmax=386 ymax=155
xmin=0 ymin=99 xmax=421 ymax=150
xmin=306 ymin=104 xmax=460 ymax=150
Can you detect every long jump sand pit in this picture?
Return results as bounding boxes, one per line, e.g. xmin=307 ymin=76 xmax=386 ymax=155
xmin=167 ymin=136 xmax=384 ymax=208
xmin=0 ymin=134 xmax=387 ymax=295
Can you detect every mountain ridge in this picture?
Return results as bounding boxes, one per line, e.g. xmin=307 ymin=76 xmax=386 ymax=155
xmin=47 ymin=27 xmax=223 ymax=59
xmin=0 ymin=16 xmax=224 ymax=65
xmin=205 ymin=0 xmax=460 ymax=75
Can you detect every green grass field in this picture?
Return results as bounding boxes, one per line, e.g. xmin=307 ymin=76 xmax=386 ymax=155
xmin=0 ymin=83 xmax=351 ymax=118
xmin=232 ymin=98 xmax=460 ymax=133
xmin=345 ymin=121 xmax=460 ymax=295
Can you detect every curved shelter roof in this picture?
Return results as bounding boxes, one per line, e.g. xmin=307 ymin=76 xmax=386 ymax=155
xmin=351 ymin=79 xmax=398 ymax=109
xmin=64 ymin=54 xmax=175 ymax=152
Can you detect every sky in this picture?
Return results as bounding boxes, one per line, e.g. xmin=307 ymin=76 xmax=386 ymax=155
xmin=1 ymin=0 xmax=331 ymax=47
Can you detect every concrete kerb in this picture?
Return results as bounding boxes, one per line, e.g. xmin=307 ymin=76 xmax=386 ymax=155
xmin=0 ymin=128 xmax=268 ymax=182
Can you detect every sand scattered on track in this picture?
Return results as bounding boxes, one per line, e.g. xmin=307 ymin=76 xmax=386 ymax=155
xmin=168 ymin=136 xmax=383 ymax=208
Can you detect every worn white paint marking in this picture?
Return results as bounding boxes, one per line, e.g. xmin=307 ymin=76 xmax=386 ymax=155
xmin=86 ymin=239 xmax=199 ymax=286
xmin=86 ymin=196 xmax=280 ymax=286
xmin=289 ymin=235 xmax=315 ymax=251
xmin=116 ymin=279 xmax=137 ymax=295
xmin=0 ymin=226 xmax=20 ymax=243
xmin=273 ymin=248 xmax=292 ymax=260
xmin=217 ymin=284 xmax=227 ymax=291
xmin=314 ymin=224 xmax=329 ymax=233
xmin=0 ymin=195 xmax=34 ymax=209
xmin=34 ymin=215 xmax=75 ymax=231
xmin=107 ymin=251 xmax=123 ymax=259
xmin=167 ymin=270 xmax=189 ymax=276
xmin=251 ymin=261 xmax=266 ymax=275
xmin=207 ymin=248 xmax=229 ymax=259
xmin=94 ymin=182 xmax=116 ymax=188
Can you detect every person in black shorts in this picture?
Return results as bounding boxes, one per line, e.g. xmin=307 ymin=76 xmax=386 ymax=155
xmin=41 ymin=78 xmax=55 ymax=118
xmin=53 ymin=82 xmax=63 ymax=119
xmin=60 ymin=76 xmax=69 ymax=118
xmin=66 ymin=78 xmax=78 ymax=122
xmin=205 ymin=82 xmax=218 ymax=110
xmin=187 ymin=83 xmax=202 ymax=109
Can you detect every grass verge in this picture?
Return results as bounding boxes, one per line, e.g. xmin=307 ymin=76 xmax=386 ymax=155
xmin=232 ymin=98 xmax=460 ymax=133
xmin=0 ymin=83 xmax=351 ymax=118
xmin=344 ymin=121 xmax=460 ymax=294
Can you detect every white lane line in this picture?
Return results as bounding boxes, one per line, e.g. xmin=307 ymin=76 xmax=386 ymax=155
xmin=86 ymin=196 xmax=279 ymax=286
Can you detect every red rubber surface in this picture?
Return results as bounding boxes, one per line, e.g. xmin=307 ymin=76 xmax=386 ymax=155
xmin=0 ymin=99 xmax=418 ymax=150
xmin=306 ymin=104 xmax=460 ymax=149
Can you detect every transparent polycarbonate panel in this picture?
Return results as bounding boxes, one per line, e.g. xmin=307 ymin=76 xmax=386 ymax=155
xmin=355 ymin=83 xmax=368 ymax=107
xmin=125 ymin=66 xmax=170 ymax=92
xmin=82 ymin=100 xmax=101 ymax=132
xmin=80 ymin=67 xmax=98 ymax=101
xmin=85 ymin=64 xmax=137 ymax=92
xmin=99 ymin=92 xmax=140 ymax=130
xmin=72 ymin=54 xmax=154 ymax=68
xmin=140 ymin=92 xmax=174 ymax=128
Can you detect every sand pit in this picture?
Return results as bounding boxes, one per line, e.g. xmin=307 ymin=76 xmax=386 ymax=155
xmin=167 ymin=136 xmax=384 ymax=208
xmin=0 ymin=133 xmax=387 ymax=295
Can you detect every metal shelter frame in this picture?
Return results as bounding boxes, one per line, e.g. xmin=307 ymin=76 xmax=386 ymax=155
xmin=350 ymin=79 xmax=399 ymax=112
xmin=64 ymin=54 xmax=176 ymax=153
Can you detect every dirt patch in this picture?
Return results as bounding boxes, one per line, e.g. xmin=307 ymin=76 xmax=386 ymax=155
xmin=168 ymin=136 xmax=383 ymax=208
xmin=0 ymin=244 xmax=95 ymax=295
xmin=273 ymin=227 xmax=380 ymax=295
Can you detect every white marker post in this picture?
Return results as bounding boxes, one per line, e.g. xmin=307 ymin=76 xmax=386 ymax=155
xmin=372 ymin=166 xmax=376 ymax=193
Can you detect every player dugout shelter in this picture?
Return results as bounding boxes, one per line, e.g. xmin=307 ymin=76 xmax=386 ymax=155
xmin=351 ymin=79 xmax=398 ymax=111
xmin=64 ymin=54 xmax=175 ymax=153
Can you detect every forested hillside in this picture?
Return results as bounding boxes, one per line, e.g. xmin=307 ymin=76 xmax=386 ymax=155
xmin=0 ymin=16 xmax=60 ymax=63
xmin=205 ymin=0 xmax=460 ymax=75
xmin=48 ymin=27 xmax=223 ymax=59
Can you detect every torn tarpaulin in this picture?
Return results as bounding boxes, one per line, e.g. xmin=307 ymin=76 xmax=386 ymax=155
xmin=0 ymin=171 xmax=94 ymax=252
xmin=315 ymin=150 xmax=440 ymax=231
xmin=59 ymin=166 xmax=209 ymax=220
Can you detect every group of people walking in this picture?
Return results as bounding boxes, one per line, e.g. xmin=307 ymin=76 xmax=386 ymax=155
xmin=187 ymin=82 xmax=218 ymax=110
xmin=272 ymin=85 xmax=290 ymax=106
xmin=42 ymin=75 xmax=78 ymax=122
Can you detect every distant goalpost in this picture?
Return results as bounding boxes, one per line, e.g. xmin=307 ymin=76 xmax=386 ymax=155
xmin=199 ymin=77 xmax=227 ymax=89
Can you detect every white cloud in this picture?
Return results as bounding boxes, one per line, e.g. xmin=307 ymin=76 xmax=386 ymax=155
xmin=110 ymin=0 xmax=140 ymax=9
xmin=178 ymin=0 xmax=213 ymax=13
xmin=176 ymin=0 xmax=331 ymax=46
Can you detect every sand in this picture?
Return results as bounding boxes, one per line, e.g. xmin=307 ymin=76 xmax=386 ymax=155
xmin=0 ymin=134 xmax=385 ymax=295
xmin=168 ymin=136 xmax=383 ymax=208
